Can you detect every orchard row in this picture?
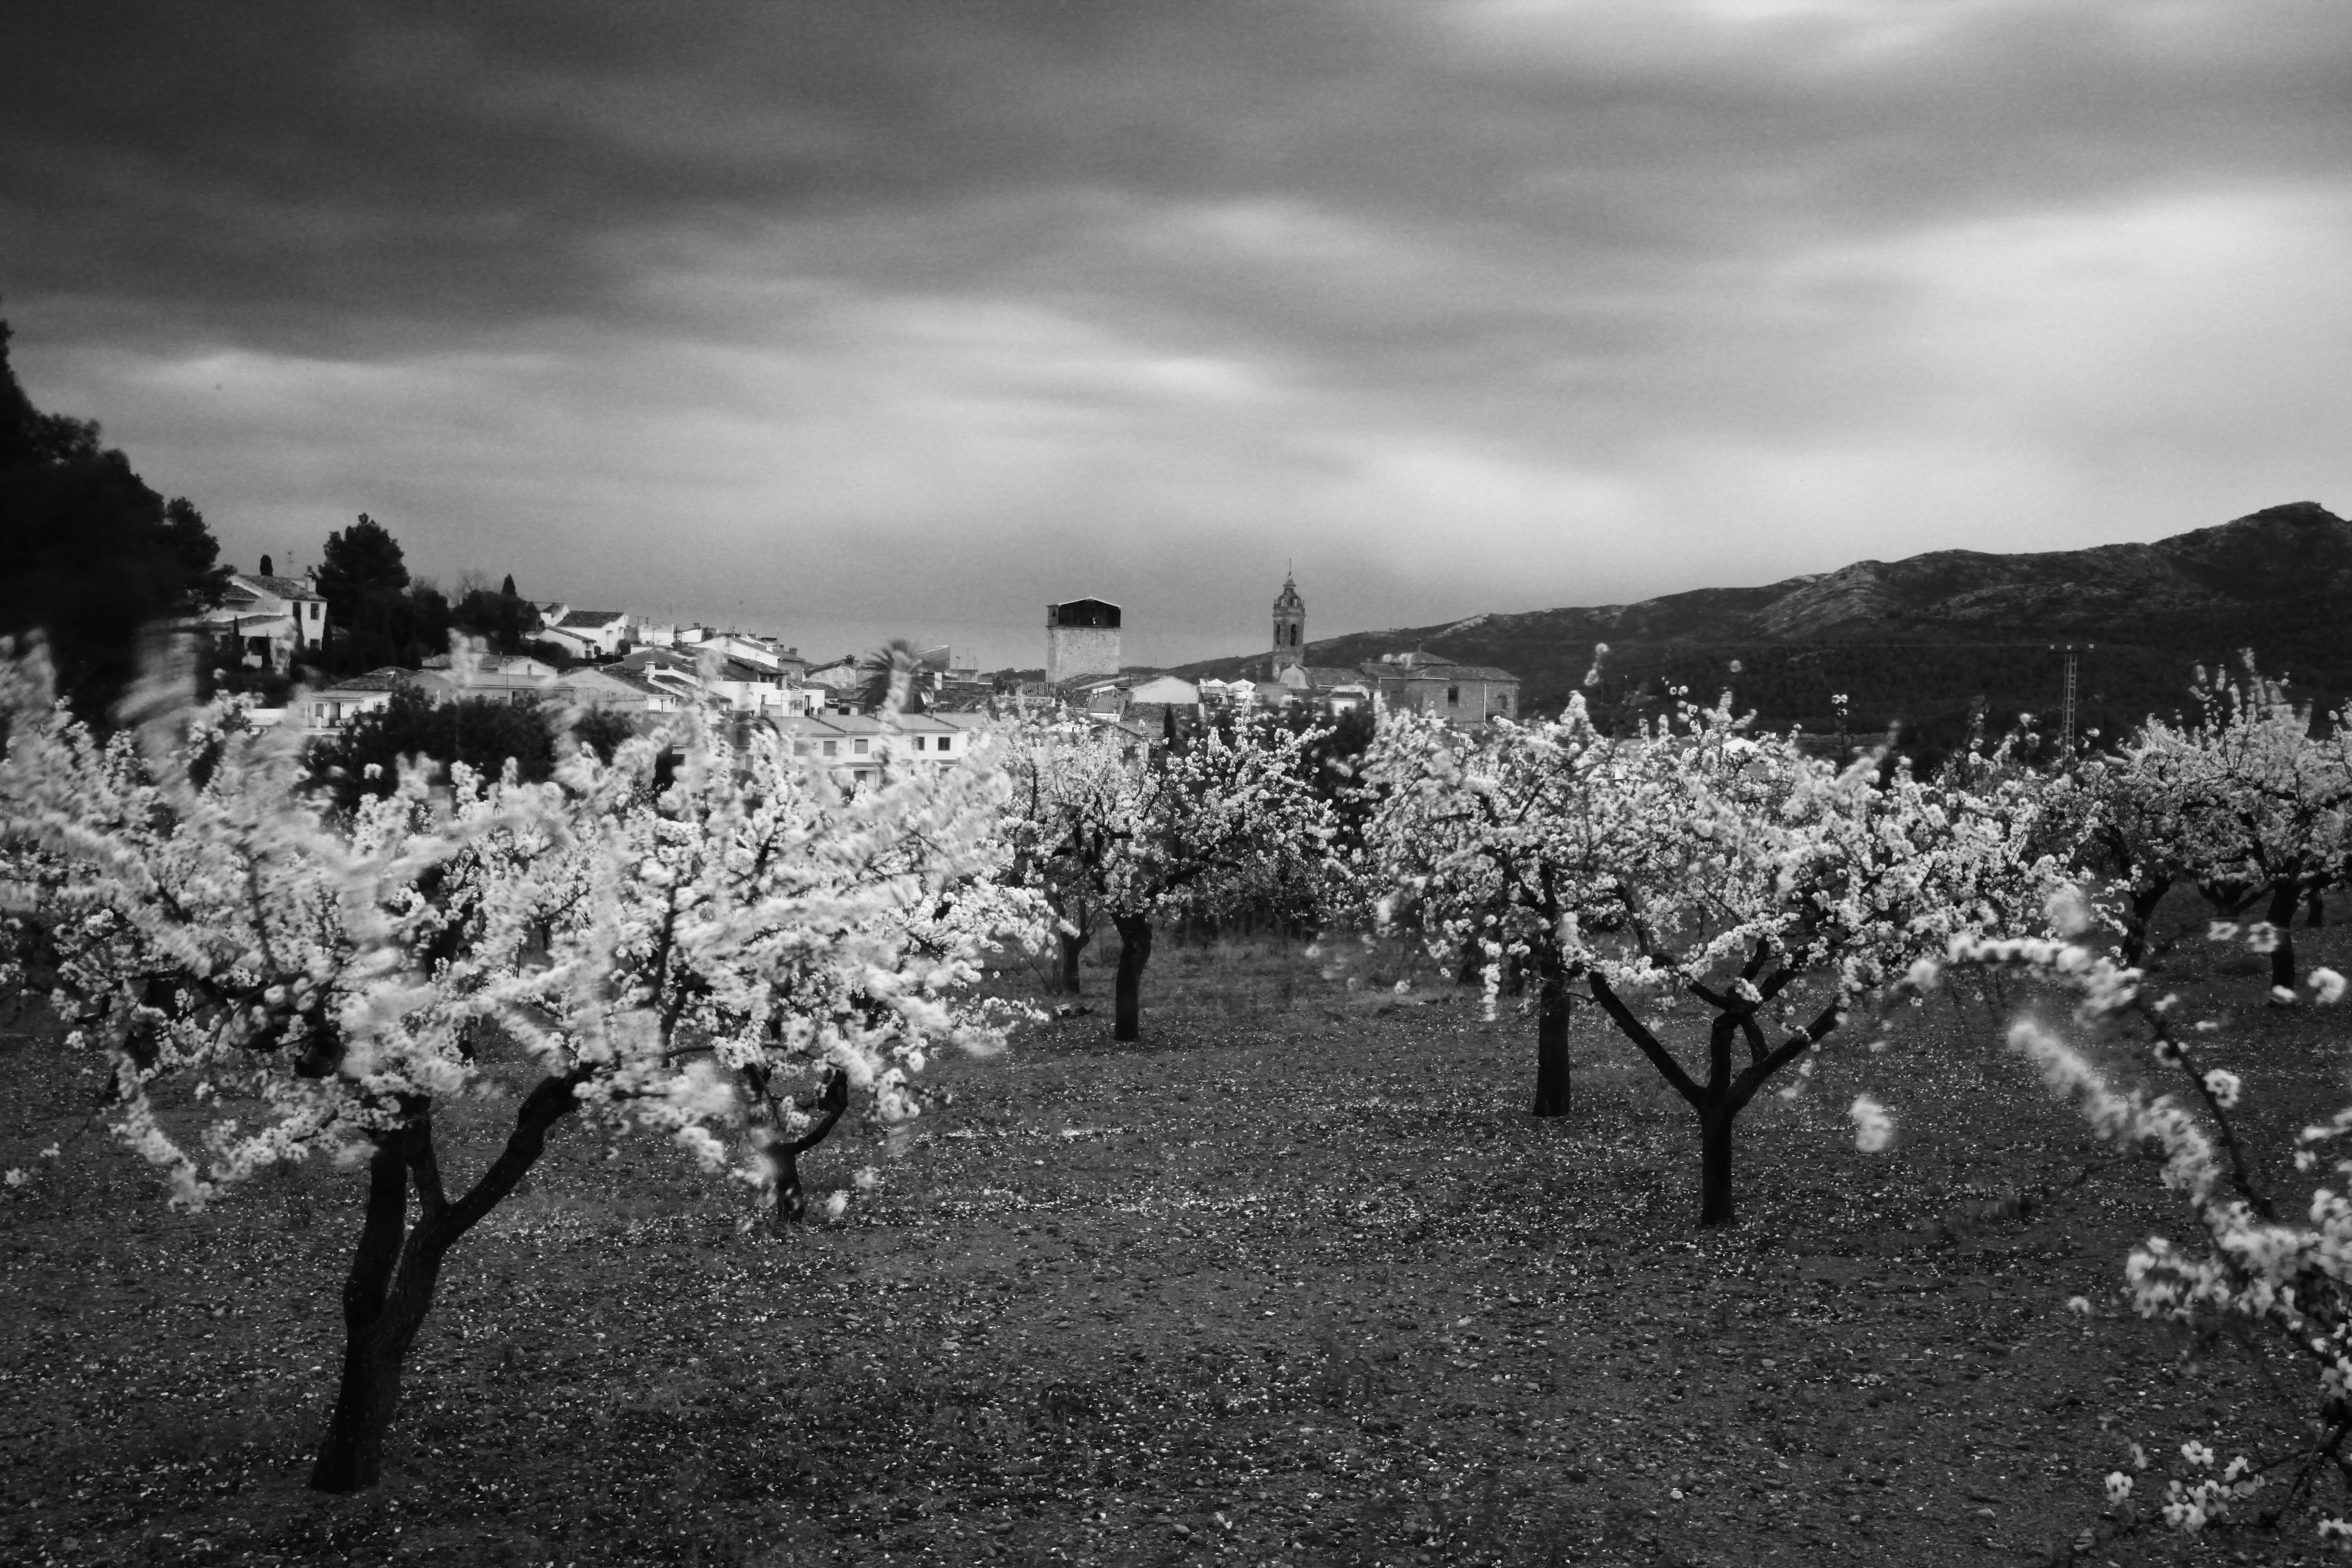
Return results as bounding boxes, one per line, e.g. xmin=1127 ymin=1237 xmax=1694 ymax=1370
xmin=1 ymin=638 xmax=2347 ymax=1541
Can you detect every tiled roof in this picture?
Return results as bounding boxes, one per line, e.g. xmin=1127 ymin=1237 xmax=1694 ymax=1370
xmin=556 ymin=610 xmax=627 ymax=629
xmin=1372 ymin=662 xmax=1519 ymax=684
xmin=320 ymin=667 xmax=417 ymax=694
xmin=247 ymin=573 xmax=322 ymax=600
xmin=640 ymin=669 xmax=705 ymax=699
xmin=224 ymin=573 xmax=321 ymax=604
xmin=593 ymin=670 xmax=669 ymax=699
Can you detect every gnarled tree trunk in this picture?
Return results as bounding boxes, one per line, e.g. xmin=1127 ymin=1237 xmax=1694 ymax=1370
xmin=310 ymin=1074 xmax=582 ymax=1493
xmin=764 ymin=1068 xmax=849 ymax=1228
xmin=1531 ymin=972 xmax=1571 ymax=1118
xmin=1698 ymin=1107 xmax=1736 ymax=1227
xmin=2267 ymin=881 xmax=2303 ymax=995
xmin=1113 ymin=914 xmax=1153 ymax=1042
xmin=2118 ymin=877 xmax=2170 ymax=967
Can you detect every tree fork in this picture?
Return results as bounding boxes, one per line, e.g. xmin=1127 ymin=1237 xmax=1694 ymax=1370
xmin=311 ymin=1134 xmax=411 ymax=1492
xmin=766 ymin=1069 xmax=849 ymax=1228
xmin=309 ymin=1074 xmax=582 ymax=1493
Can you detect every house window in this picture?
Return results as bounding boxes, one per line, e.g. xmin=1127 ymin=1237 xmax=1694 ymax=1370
xmin=1447 ymin=685 xmax=1460 ymax=705
xmin=937 ymin=736 xmax=952 ymax=752
xmin=911 ymin=736 xmax=926 ymax=751
xmin=854 ymin=738 xmax=870 ymax=756
xmin=823 ymin=740 xmax=838 ymax=757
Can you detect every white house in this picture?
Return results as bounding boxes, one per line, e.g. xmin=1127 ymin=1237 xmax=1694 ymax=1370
xmin=768 ymin=712 xmax=977 ymax=785
xmin=701 ymin=632 xmax=809 ymax=678
xmin=419 ymin=651 xmax=562 ymax=701
xmin=293 ymin=668 xmax=432 ymax=733
xmin=553 ymin=665 xmax=677 ymax=714
xmin=891 ymin=712 xmax=975 ymax=763
xmin=537 ymin=609 xmax=632 ymax=661
xmin=202 ymin=570 xmax=328 ymax=670
xmin=803 ymin=657 xmax=860 ymax=695
xmin=1279 ymin=663 xmax=1375 ymax=717
xmin=1197 ymin=676 xmax=1256 ymax=709
xmin=635 ymin=624 xmax=712 ymax=649
xmin=1125 ymin=675 xmax=1200 ymax=707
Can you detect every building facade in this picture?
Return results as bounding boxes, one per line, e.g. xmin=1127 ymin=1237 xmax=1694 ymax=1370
xmin=1045 ymin=598 xmax=1122 ymax=684
xmin=1366 ymin=652 xmax=1520 ymax=726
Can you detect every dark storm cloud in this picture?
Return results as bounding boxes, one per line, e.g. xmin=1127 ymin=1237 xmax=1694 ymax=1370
xmin=10 ymin=3 xmax=2338 ymax=313
xmin=5 ymin=1 xmax=2351 ymax=665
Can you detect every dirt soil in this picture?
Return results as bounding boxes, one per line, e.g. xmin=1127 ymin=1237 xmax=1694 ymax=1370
xmin=3 ymin=915 xmax=2348 ymax=1567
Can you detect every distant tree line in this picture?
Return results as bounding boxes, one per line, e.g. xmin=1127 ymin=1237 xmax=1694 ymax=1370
xmin=308 ymin=515 xmax=546 ymax=676
xmin=0 ymin=316 xmax=227 ymax=716
xmin=0 ymin=312 xmax=552 ymax=720
xmin=1471 ymin=640 xmax=2348 ymax=771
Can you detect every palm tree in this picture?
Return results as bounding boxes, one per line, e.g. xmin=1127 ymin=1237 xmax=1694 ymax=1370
xmin=856 ymin=638 xmax=928 ymax=716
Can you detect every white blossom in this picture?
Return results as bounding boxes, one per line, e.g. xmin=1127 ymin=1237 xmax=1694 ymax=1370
xmin=1849 ymin=1095 xmax=1894 ymax=1153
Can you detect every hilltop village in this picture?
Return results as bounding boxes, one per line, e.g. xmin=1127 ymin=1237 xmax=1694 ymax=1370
xmin=204 ymin=565 xmax=1525 ymax=760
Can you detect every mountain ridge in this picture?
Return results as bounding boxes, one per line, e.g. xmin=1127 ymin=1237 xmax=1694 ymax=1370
xmin=1176 ymin=502 xmax=2352 ymax=752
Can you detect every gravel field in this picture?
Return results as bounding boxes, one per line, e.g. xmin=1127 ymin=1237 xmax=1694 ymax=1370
xmin=4 ymin=914 xmax=2346 ymax=1566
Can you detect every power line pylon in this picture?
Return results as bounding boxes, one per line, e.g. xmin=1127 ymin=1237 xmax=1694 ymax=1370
xmin=2053 ymin=643 xmax=2092 ymax=757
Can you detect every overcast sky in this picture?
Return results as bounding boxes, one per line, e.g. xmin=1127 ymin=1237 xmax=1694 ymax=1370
xmin=5 ymin=1 xmax=2349 ymax=668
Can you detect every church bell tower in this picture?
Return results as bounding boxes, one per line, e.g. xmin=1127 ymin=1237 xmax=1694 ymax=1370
xmin=1271 ymin=570 xmax=1305 ymax=673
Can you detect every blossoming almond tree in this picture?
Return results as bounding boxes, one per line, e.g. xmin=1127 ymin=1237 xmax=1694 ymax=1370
xmin=1358 ymin=703 xmax=1630 ymax=1118
xmin=0 ymin=640 xmax=1046 ymax=1493
xmin=2068 ymin=741 xmax=2208 ymax=967
xmin=1006 ymin=714 xmax=1336 ymax=1041
xmin=1916 ymin=920 xmax=2352 ymax=1544
xmin=1002 ymin=717 xmax=1131 ymax=994
xmin=2129 ymin=660 xmax=2351 ymax=998
xmin=1566 ymin=697 xmax=2066 ymax=1225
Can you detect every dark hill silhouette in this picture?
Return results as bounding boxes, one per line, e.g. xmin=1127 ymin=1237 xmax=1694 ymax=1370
xmin=1179 ymin=503 xmax=2352 ymax=757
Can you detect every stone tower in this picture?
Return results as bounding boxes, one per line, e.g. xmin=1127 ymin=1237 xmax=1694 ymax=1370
xmin=1046 ymin=597 xmax=1122 ymax=684
xmin=1271 ymin=571 xmax=1305 ymax=672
